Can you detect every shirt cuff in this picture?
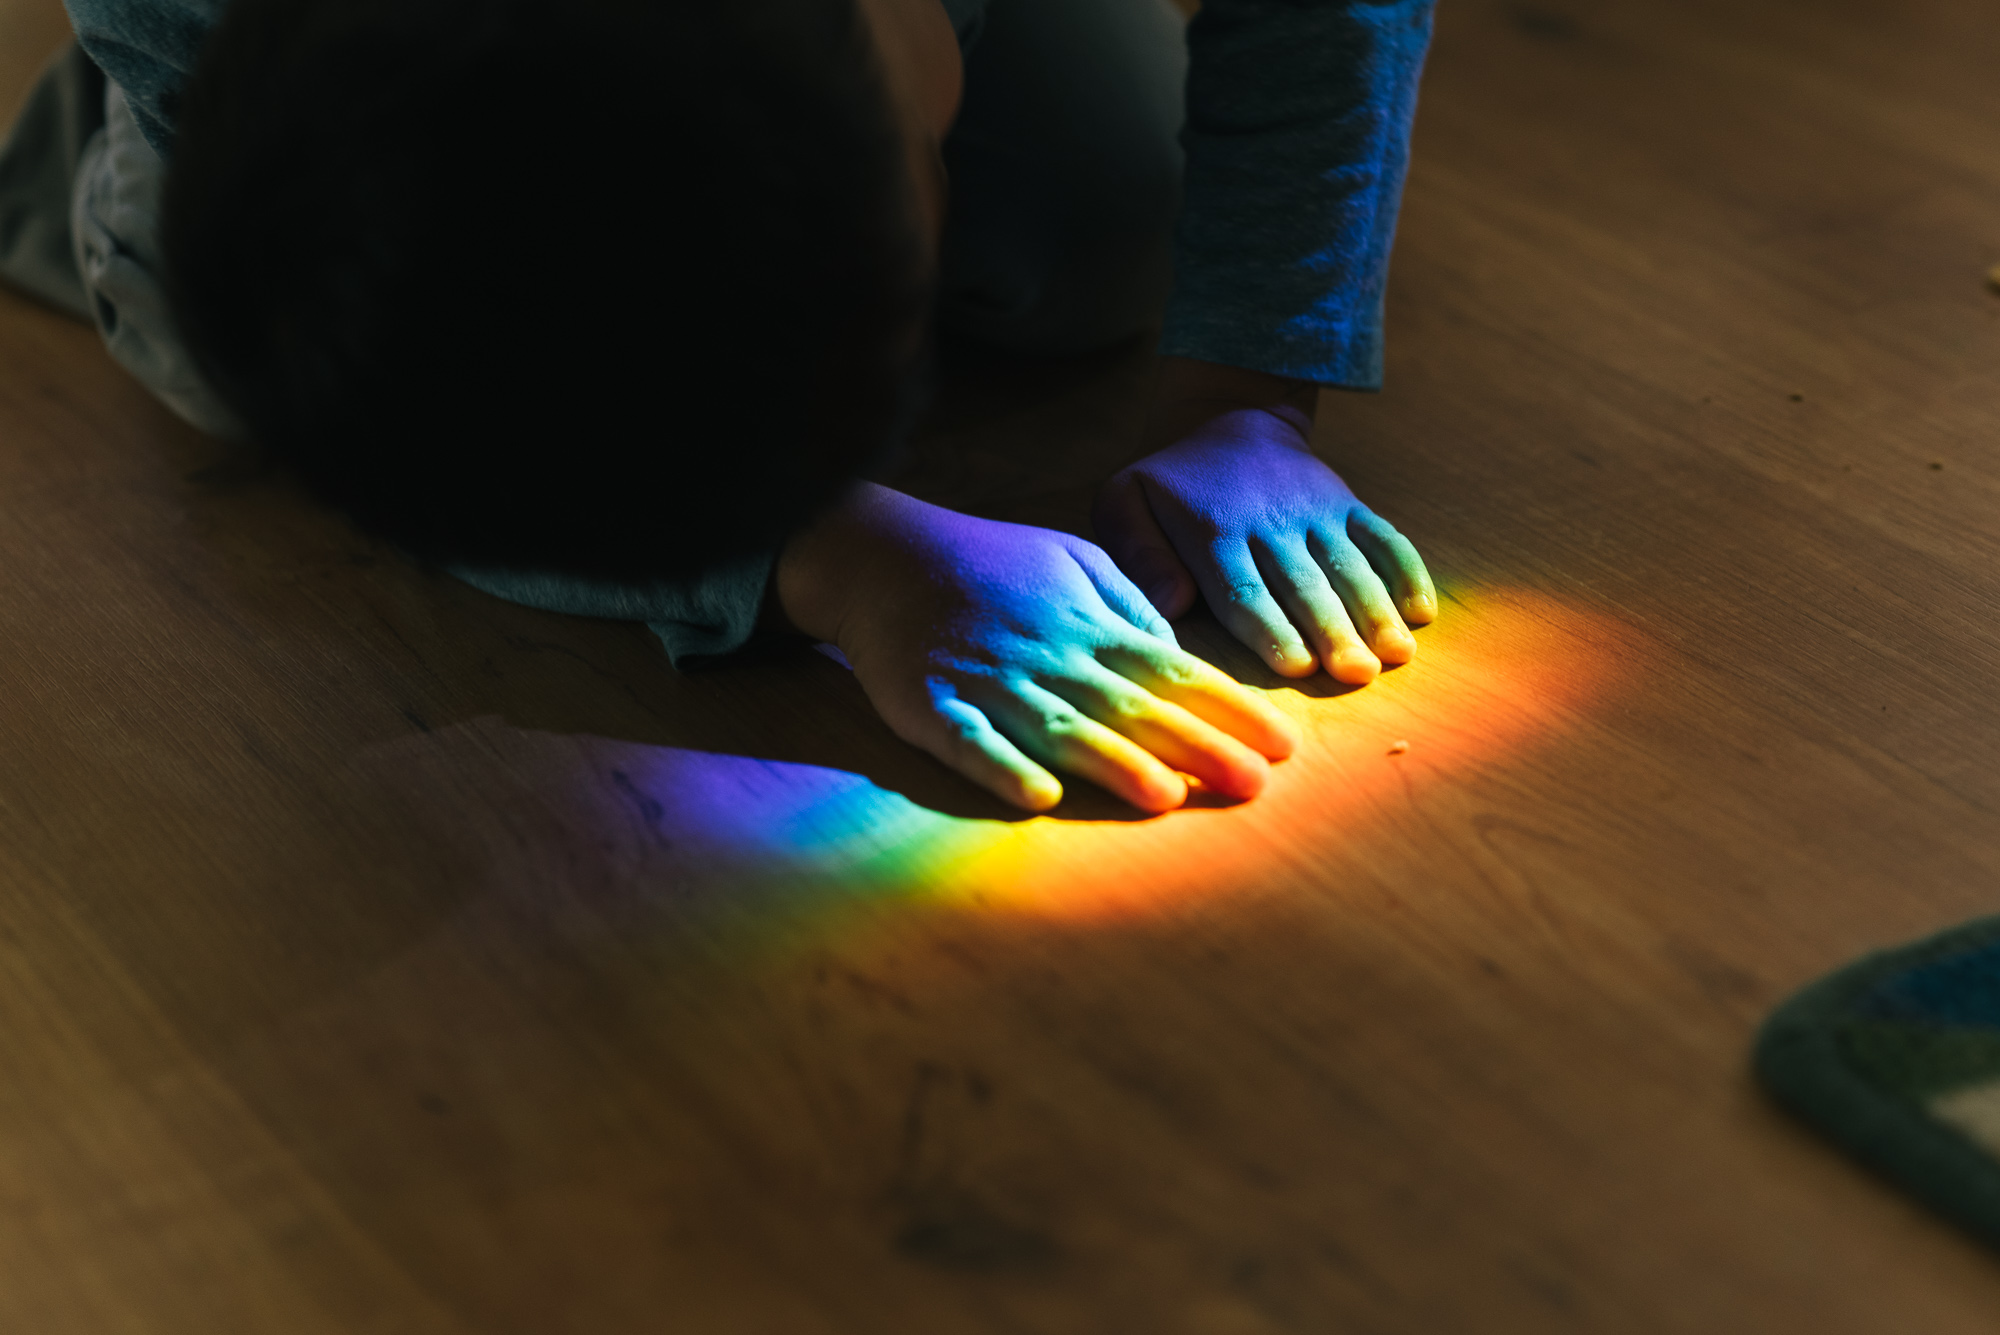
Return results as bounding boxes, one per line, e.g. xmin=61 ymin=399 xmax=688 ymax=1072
xmin=448 ymin=548 xmax=776 ymax=669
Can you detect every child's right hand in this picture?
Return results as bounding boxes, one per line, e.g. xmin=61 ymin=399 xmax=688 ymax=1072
xmin=775 ymin=484 xmax=1299 ymax=813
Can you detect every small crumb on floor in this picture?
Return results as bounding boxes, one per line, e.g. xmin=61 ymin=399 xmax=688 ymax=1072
xmin=1388 ymin=740 xmax=1409 ymax=755
xmin=1931 ymin=461 xmax=1945 ymax=470
xmin=1789 ymin=392 xmax=1805 ymax=402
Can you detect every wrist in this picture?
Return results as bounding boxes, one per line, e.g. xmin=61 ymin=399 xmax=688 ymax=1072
xmin=1150 ymin=357 xmax=1319 ymax=447
xmin=774 ymin=480 xmax=900 ymax=645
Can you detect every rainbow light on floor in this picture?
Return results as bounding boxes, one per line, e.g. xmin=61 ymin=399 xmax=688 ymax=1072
xmin=608 ymin=581 xmax=1639 ymax=928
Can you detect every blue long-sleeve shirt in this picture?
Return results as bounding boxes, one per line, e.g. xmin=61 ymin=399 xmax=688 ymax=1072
xmin=1166 ymin=0 xmax=1432 ymax=387
xmin=60 ymin=0 xmax=1434 ymax=663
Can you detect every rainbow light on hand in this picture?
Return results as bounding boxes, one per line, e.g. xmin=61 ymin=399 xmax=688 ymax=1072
xmin=605 ymin=582 xmax=1635 ymax=929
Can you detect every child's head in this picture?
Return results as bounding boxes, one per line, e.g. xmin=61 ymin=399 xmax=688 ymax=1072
xmin=163 ymin=0 xmax=940 ymax=580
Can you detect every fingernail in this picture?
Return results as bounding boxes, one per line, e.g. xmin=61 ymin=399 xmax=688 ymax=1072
xmin=1229 ymin=753 xmax=1272 ymax=799
xmin=1024 ymin=776 xmax=1063 ymax=810
xmin=1145 ymin=774 xmax=1190 ymax=811
xmin=1333 ymin=646 xmax=1381 ymax=681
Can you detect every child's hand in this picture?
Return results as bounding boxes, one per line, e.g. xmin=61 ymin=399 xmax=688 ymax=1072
xmin=776 ymin=484 xmax=1298 ymax=813
xmin=1093 ymin=378 xmax=1436 ymax=684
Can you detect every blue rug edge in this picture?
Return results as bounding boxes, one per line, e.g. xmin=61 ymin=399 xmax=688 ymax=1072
xmin=1755 ymin=915 xmax=2000 ymax=1249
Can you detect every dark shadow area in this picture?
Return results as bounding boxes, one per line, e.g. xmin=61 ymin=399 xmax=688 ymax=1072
xmin=169 ymin=313 xmax=1374 ymax=826
xmin=171 ymin=309 xmax=1426 ymax=830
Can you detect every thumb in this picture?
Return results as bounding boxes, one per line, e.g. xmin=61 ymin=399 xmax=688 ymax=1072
xmin=1091 ymin=472 xmax=1197 ymax=619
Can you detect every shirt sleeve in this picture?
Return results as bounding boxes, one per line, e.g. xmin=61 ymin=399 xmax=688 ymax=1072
xmin=447 ymin=550 xmax=779 ymax=670
xmin=62 ymin=0 xmax=223 ymax=160
xmin=1160 ymin=0 xmax=1435 ymax=390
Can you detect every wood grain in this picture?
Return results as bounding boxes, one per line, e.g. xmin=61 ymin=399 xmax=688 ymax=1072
xmin=4 ymin=0 xmax=2000 ymax=1330
xmin=0 ymin=0 xmax=67 ymax=125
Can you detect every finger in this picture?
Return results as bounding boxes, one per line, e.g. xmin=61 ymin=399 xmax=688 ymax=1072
xmin=1250 ymin=538 xmax=1381 ymax=684
xmin=1048 ymin=661 xmax=1271 ymax=800
xmin=987 ymin=681 xmax=1190 ymax=813
xmin=1311 ymin=529 xmax=1417 ymax=666
xmin=1063 ymin=539 xmax=1179 ymax=646
xmin=1100 ymin=636 xmax=1300 ymax=761
xmin=902 ymin=691 xmax=1065 ymax=812
xmin=1348 ymin=508 xmax=1438 ymax=626
xmin=1189 ymin=540 xmax=1318 ymax=677
xmin=1090 ymin=472 xmax=1197 ymax=619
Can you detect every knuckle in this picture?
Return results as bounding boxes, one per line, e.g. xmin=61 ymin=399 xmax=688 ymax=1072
xmin=1051 ymin=645 xmax=1101 ymax=680
xmin=920 ymin=705 xmax=981 ymax=750
xmin=1219 ymin=578 xmax=1268 ymax=611
xmin=1022 ymin=696 xmax=1080 ymax=737
xmin=1099 ymin=692 xmax=1148 ymax=726
xmin=1323 ymin=543 xmax=1368 ymax=574
xmin=1279 ymin=564 xmax=1327 ymax=596
xmin=942 ymin=714 xmax=986 ymax=747
xmin=1040 ymin=714 xmax=1088 ymax=746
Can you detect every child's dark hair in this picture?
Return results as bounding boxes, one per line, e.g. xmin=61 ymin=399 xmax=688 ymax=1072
xmin=163 ymin=0 xmax=931 ymax=580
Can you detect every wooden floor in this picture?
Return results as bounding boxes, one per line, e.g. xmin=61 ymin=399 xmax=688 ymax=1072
xmin=5 ymin=0 xmax=2000 ymax=1329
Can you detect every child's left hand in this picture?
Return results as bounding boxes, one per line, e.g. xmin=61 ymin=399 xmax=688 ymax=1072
xmin=1092 ymin=398 xmax=1436 ymax=685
